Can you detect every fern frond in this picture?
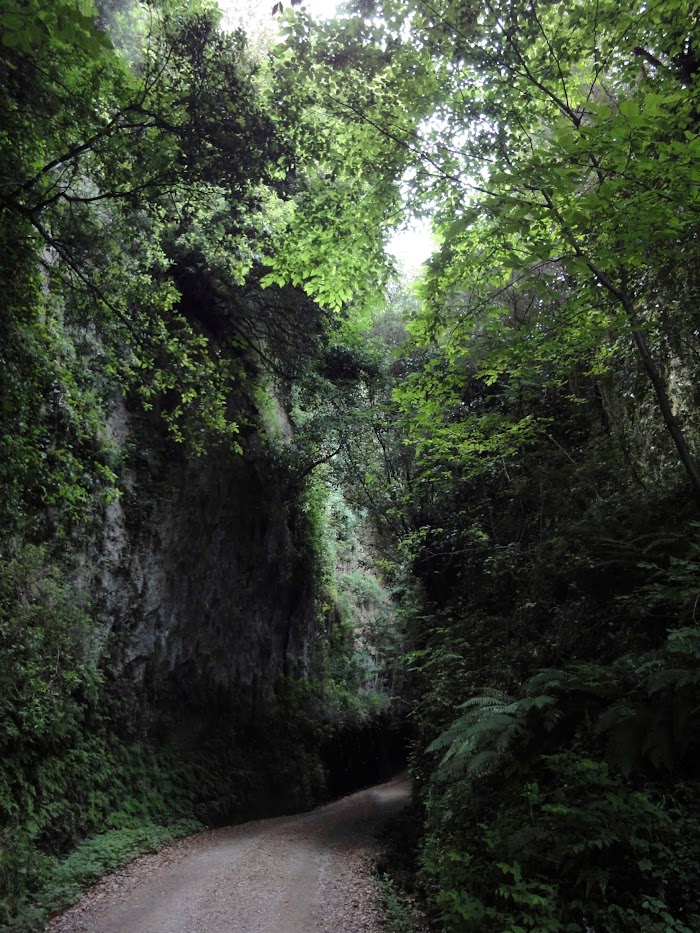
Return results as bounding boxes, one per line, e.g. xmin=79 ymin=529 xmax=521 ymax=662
xmin=441 ymin=735 xmax=477 ymax=765
xmin=665 ymin=627 xmax=700 ymax=657
xmin=595 ymin=703 xmax=636 ymax=737
xmin=466 ymin=750 xmax=499 ymax=777
xmin=521 ymin=695 xmax=557 ymax=712
xmin=429 ymin=690 xmax=549 ymax=785
xmin=435 ymin=749 xmax=473 ymax=782
xmin=427 ymin=718 xmax=472 ymax=754
xmin=458 ymin=693 xmax=510 ymax=710
xmin=523 ymin=669 xmax=569 ymax=693
xmin=647 ymin=667 xmax=700 ymax=694
xmin=494 ymin=721 xmax=526 ymax=753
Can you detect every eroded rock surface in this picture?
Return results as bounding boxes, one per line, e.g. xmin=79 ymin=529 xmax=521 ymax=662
xmin=94 ymin=400 xmax=315 ymax=730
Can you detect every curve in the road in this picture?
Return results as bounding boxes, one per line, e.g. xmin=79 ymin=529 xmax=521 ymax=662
xmin=46 ymin=775 xmax=411 ymax=933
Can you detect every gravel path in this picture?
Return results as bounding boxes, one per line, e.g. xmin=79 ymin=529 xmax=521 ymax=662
xmin=46 ymin=775 xmax=411 ymax=933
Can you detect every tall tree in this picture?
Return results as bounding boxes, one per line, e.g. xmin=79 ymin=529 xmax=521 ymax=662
xmin=0 ymin=0 xmax=298 ymax=531
xmin=280 ymin=0 xmax=700 ymax=492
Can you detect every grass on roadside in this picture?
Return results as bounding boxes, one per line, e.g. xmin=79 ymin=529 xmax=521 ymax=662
xmin=3 ymin=818 xmax=203 ymax=933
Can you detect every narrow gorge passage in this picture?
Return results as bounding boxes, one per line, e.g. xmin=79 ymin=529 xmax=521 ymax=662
xmin=47 ymin=776 xmax=411 ymax=933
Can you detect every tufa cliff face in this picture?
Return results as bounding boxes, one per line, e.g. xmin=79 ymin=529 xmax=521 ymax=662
xmin=93 ymin=399 xmax=316 ymax=731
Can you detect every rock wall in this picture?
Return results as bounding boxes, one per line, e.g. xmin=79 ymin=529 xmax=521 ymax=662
xmin=93 ymin=400 xmax=316 ymax=732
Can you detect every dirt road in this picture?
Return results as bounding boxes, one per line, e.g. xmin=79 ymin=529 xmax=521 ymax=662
xmin=47 ymin=775 xmax=411 ymax=933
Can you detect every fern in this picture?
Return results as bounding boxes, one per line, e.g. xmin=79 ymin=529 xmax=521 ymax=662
xmin=458 ymin=691 xmax=511 ymax=709
xmin=666 ymin=627 xmax=700 ymax=654
xmin=430 ymin=619 xmax=700 ymax=793
xmin=524 ymin=663 xmax=619 ymax=700
xmin=428 ymin=694 xmax=557 ymax=785
xmin=523 ymin=669 xmax=571 ymax=693
xmin=594 ymin=703 xmax=636 ymax=736
xmin=647 ymin=667 xmax=700 ymax=693
xmin=464 ymin=749 xmax=500 ymax=778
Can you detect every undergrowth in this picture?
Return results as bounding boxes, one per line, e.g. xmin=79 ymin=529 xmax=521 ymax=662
xmin=376 ymin=806 xmax=426 ymax=933
xmin=408 ymin=524 xmax=700 ymax=932
xmin=380 ymin=874 xmax=423 ymax=933
xmin=2 ymin=818 xmax=202 ymax=933
xmin=0 ymin=479 xmax=398 ymax=930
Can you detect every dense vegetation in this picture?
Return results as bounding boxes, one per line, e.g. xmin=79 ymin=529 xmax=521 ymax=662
xmin=2 ymin=0 xmax=700 ymax=931
xmin=275 ymin=1 xmax=700 ymax=930
xmin=0 ymin=1 xmax=398 ymax=927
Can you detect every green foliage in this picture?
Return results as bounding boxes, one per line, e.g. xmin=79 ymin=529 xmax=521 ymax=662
xmin=0 ymin=0 xmax=111 ymax=55
xmin=2 ymin=819 xmax=202 ymax=933
xmin=0 ymin=0 xmax=408 ymax=928
xmin=263 ymin=8 xmax=431 ymax=311
xmin=430 ymin=619 xmax=700 ymax=786
xmin=6 ymin=0 xmax=700 ymax=930
xmin=305 ymin=481 xmax=399 ymax=720
xmin=0 ymin=589 xmax=204 ymax=926
xmin=0 ymin=546 xmax=101 ymax=749
xmin=0 ymin=256 xmax=120 ymax=536
xmin=413 ymin=0 xmax=700 ymax=487
xmin=267 ymin=2 xmax=700 ymax=925
xmin=0 ymin=732 xmax=198 ymax=928
xmin=419 ymin=754 xmax=700 ymax=933
xmin=379 ymin=873 xmax=424 ymax=933
xmin=0 ymin=666 xmax=337 ymax=928
xmin=427 ymin=691 xmax=557 ymax=784
xmin=411 ymin=591 xmax=700 ymax=931
xmin=0 ymin=516 xmax=356 ymax=928
xmin=0 ymin=0 xmax=321 ymax=508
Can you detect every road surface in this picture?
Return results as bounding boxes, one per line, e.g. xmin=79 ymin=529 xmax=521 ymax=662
xmin=47 ymin=775 xmax=411 ymax=933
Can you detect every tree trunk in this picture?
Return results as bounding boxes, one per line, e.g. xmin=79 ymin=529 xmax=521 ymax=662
xmin=579 ymin=252 xmax=700 ymax=498
xmin=621 ymin=292 xmax=700 ymax=496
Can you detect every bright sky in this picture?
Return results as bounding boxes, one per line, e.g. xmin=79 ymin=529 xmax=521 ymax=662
xmin=217 ymin=0 xmax=338 ymax=32
xmin=217 ymin=0 xmax=436 ymax=275
xmin=300 ymin=0 xmax=339 ymax=18
xmin=387 ymin=218 xmax=436 ymax=274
